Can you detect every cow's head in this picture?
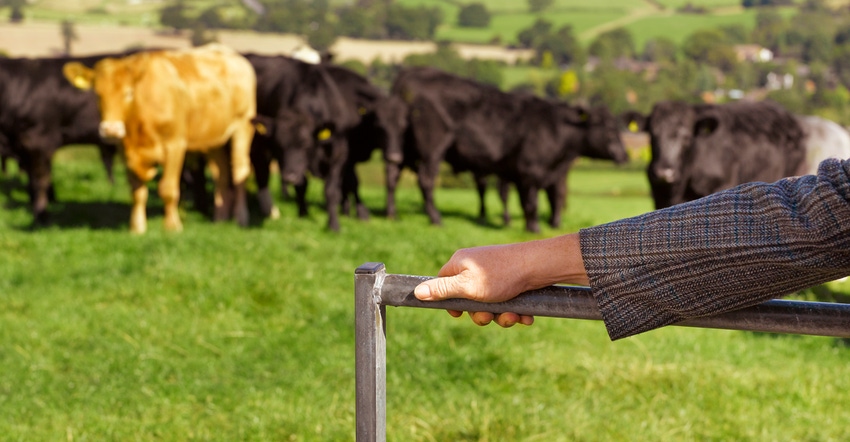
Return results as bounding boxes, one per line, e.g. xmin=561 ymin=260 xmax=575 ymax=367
xmin=568 ymin=105 xmax=629 ymax=164
xmin=645 ymin=101 xmax=699 ymax=185
xmin=63 ymin=57 xmax=136 ymax=144
xmin=373 ymin=95 xmax=408 ymax=164
xmin=252 ymin=111 xmax=317 ymax=185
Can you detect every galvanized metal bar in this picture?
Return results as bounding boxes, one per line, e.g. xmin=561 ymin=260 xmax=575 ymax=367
xmin=378 ymin=272 xmax=850 ymax=338
xmin=354 ymin=262 xmax=387 ymax=442
xmin=356 ymin=264 xmax=850 ymax=440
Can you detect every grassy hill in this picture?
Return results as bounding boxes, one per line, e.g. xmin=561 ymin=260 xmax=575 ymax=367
xmin=2 ymin=0 xmax=807 ymax=49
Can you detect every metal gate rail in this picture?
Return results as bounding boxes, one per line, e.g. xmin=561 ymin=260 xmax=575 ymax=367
xmin=355 ymin=262 xmax=850 ymax=441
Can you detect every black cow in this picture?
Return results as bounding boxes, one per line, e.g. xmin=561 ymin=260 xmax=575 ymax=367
xmin=625 ymin=100 xmax=809 ymax=209
xmin=244 ymin=53 xmax=359 ymax=231
xmin=248 ymin=55 xmax=407 ymax=230
xmin=0 ymin=54 xmax=120 ymax=224
xmin=325 ymin=65 xmax=407 ymax=221
xmin=389 ymin=66 xmax=629 ymax=233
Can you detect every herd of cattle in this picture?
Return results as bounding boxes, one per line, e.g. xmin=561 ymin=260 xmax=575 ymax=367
xmin=1 ymin=43 xmax=848 ymax=234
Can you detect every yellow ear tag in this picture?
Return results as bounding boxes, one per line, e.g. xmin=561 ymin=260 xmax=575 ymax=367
xmin=73 ymin=75 xmax=90 ymax=90
xmin=317 ymin=128 xmax=331 ymax=141
xmin=358 ymin=107 xmax=367 ymax=115
xmin=255 ymin=123 xmax=267 ymax=135
xmin=628 ymin=121 xmax=638 ymax=133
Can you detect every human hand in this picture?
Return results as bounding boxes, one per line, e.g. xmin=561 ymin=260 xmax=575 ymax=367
xmin=413 ymin=234 xmax=589 ymax=328
xmin=413 ymin=243 xmax=536 ymax=327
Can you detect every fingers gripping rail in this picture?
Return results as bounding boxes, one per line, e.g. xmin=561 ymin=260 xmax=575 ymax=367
xmin=354 ymin=262 xmax=850 ymax=441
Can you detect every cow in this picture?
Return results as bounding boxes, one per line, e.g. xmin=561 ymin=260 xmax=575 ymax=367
xmin=798 ymin=115 xmax=850 ymax=175
xmin=624 ymin=100 xmax=850 ymax=209
xmin=325 ymin=65 xmax=407 ymax=221
xmin=245 ymin=54 xmax=401 ymax=231
xmin=63 ymin=44 xmax=256 ymax=233
xmin=245 ymin=53 xmax=360 ymax=231
xmin=0 ymin=54 xmax=122 ymax=224
xmin=389 ymin=66 xmax=629 ymax=233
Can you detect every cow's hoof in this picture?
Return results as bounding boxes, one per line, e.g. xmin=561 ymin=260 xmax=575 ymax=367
xmin=163 ymin=219 xmax=183 ymax=232
xmin=356 ymin=205 xmax=370 ymax=220
xmin=268 ymin=206 xmax=281 ymax=220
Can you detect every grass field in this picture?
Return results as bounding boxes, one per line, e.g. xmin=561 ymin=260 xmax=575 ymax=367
xmin=1 ymin=147 xmax=849 ymax=440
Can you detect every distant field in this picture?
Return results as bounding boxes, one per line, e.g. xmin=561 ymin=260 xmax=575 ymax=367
xmin=1 ymin=0 xmax=837 ymax=57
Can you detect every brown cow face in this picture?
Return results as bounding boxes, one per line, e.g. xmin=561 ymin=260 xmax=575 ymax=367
xmin=63 ymin=58 xmax=135 ymax=144
xmin=91 ymin=59 xmax=136 ymax=142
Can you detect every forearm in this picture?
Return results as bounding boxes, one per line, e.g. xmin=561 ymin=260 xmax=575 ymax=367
xmin=581 ymin=158 xmax=850 ymax=340
xmin=509 ymin=234 xmax=590 ymax=290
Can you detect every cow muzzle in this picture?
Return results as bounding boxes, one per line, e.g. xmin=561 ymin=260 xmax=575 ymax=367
xmin=653 ymin=166 xmax=678 ymax=184
xmin=99 ymin=121 xmax=126 ymax=142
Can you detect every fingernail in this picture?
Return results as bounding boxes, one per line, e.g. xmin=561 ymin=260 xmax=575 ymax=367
xmin=414 ymin=284 xmax=431 ymax=300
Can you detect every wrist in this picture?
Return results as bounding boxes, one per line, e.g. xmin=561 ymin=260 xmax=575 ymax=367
xmin=521 ymin=233 xmax=589 ymax=289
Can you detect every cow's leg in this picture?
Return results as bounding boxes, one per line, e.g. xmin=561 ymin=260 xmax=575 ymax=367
xmin=97 ymin=143 xmax=118 ymax=185
xmin=474 ymin=173 xmax=488 ymax=222
xmin=498 ymin=178 xmax=511 ymax=226
xmin=517 ymin=183 xmax=541 ymax=234
xmin=183 ymin=152 xmax=209 ymax=216
xmin=206 ymin=148 xmax=233 ymax=222
xmin=127 ymin=171 xmax=149 ymax=234
xmin=294 ymin=177 xmax=308 ymax=217
xmin=385 ymin=162 xmax=401 ymax=220
xmin=229 ymin=122 xmax=253 ymax=228
xmin=28 ymin=151 xmax=53 ymax=225
xmin=343 ymin=161 xmax=369 ymax=220
xmin=341 ymin=166 xmax=352 ymax=217
xmin=546 ymin=175 xmax=567 ymax=229
xmin=417 ymin=157 xmax=443 ymax=225
xmin=251 ymin=139 xmax=280 ymax=220
xmin=0 ymin=154 xmax=7 ymax=175
xmin=323 ymin=138 xmax=347 ymax=231
xmin=159 ymin=142 xmax=187 ymax=233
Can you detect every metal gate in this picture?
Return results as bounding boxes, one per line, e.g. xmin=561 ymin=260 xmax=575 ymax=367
xmin=354 ymin=262 xmax=850 ymax=442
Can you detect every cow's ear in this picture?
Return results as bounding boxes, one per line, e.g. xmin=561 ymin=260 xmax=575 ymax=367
xmin=315 ymin=123 xmax=335 ymax=142
xmin=562 ymin=106 xmax=590 ymax=125
xmin=62 ymin=62 xmax=94 ymax=91
xmin=693 ymin=116 xmax=720 ymax=137
xmin=251 ymin=115 xmax=274 ymax=137
xmin=620 ymin=110 xmax=646 ymax=133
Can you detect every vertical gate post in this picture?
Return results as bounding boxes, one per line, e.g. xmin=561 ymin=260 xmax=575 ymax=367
xmin=355 ymin=262 xmax=387 ymax=442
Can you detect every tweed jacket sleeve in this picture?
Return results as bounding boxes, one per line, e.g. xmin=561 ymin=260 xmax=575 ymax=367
xmin=579 ymin=158 xmax=850 ymax=340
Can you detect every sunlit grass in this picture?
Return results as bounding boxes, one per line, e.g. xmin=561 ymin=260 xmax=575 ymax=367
xmin=0 ymin=147 xmax=848 ymax=440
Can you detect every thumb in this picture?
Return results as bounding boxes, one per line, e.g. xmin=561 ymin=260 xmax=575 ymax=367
xmin=414 ymin=275 xmax=466 ymax=301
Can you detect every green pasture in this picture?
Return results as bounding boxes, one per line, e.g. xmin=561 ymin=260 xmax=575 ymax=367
xmin=1 ymin=147 xmax=849 ymax=440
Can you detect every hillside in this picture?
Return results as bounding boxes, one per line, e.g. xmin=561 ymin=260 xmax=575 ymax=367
xmin=0 ymin=0 xmax=828 ymax=53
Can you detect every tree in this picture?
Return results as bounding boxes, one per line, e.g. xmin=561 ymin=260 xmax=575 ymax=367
xmin=535 ymin=24 xmax=584 ymax=66
xmin=60 ymin=20 xmax=78 ymax=55
xmin=160 ymin=0 xmax=190 ymax=32
xmin=751 ymin=10 xmax=787 ymax=55
xmin=642 ymin=37 xmax=678 ymax=63
xmin=528 ymin=0 xmax=554 ymax=13
xmin=516 ymin=18 xmax=552 ymax=49
xmin=190 ymin=22 xmax=217 ymax=47
xmin=458 ymin=3 xmax=490 ymax=28
xmin=3 ymin=0 xmax=25 ymax=22
xmin=588 ymin=28 xmax=636 ymax=60
xmin=386 ymin=4 xmax=442 ymax=40
xmin=682 ymin=28 xmax=738 ymax=72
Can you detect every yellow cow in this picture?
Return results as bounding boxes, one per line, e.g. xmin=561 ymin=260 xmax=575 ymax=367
xmin=64 ymin=44 xmax=256 ymax=233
